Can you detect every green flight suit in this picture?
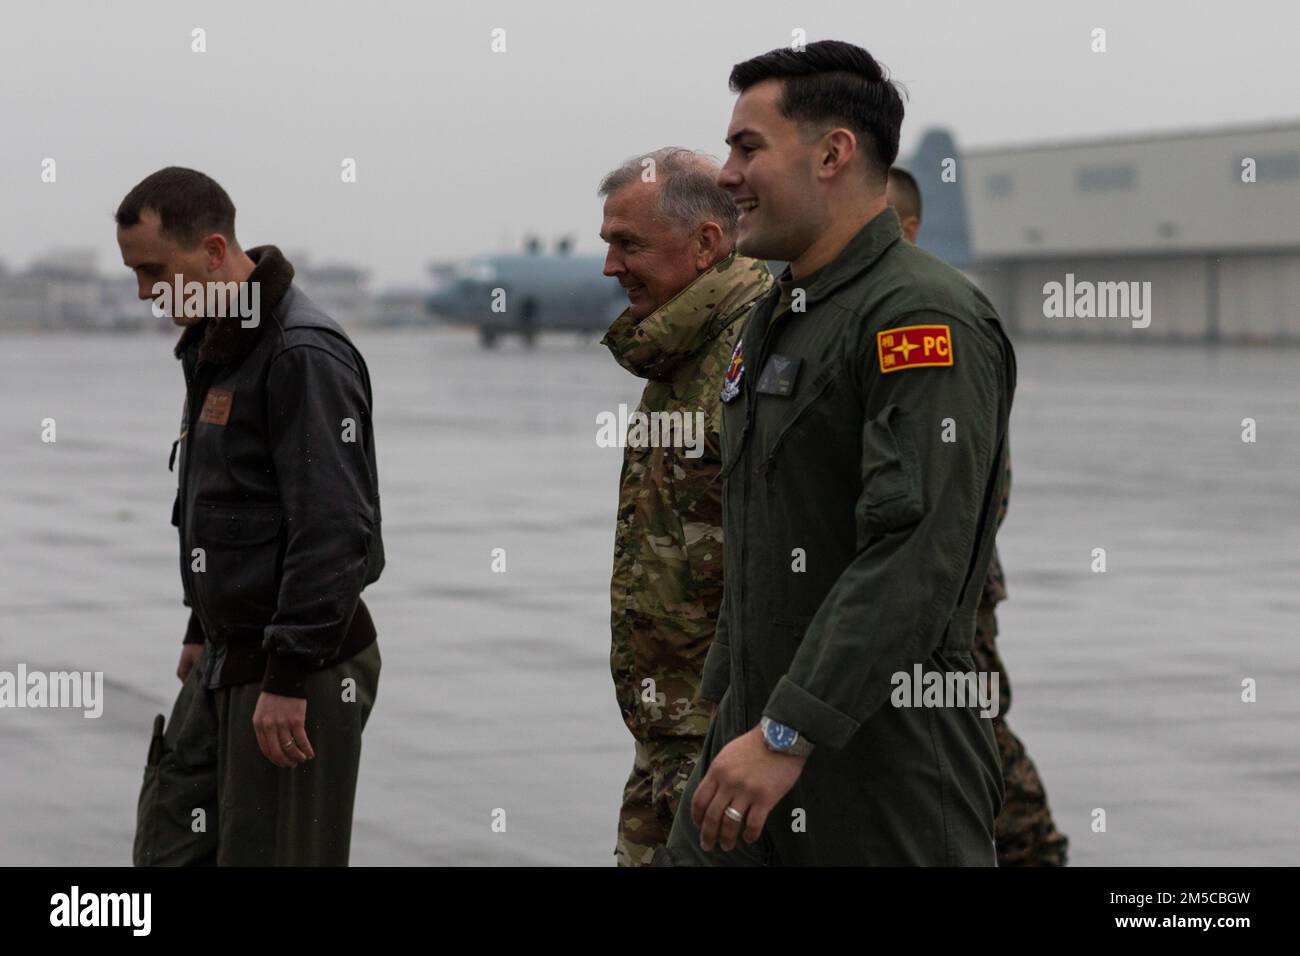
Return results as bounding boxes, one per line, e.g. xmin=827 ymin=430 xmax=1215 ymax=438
xmin=133 ymin=641 xmax=380 ymax=866
xmin=662 ymin=208 xmax=1015 ymax=865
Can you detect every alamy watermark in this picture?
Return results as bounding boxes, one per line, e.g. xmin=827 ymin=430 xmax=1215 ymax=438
xmin=50 ymin=886 xmax=150 ymax=935
xmin=890 ymin=664 xmax=1000 ymax=718
xmin=0 ymin=664 xmax=103 ymax=718
xmin=596 ymin=404 xmax=706 ymax=459
xmin=150 ymin=276 xmax=260 ymax=327
xmin=1042 ymin=273 xmax=1151 ymax=329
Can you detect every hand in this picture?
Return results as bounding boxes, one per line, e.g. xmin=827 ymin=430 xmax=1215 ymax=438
xmin=253 ymin=692 xmax=315 ymax=768
xmin=177 ymin=644 xmax=203 ymax=683
xmin=691 ymin=725 xmax=806 ymax=852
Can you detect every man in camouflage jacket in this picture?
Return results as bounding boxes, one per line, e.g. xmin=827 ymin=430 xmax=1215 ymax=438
xmin=598 ymin=148 xmax=773 ymax=865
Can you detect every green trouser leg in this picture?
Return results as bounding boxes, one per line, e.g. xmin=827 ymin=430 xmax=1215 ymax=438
xmin=133 ymin=664 xmax=220 ymax=866
xmin=215 ymin=641 xmax=380 ymax=865
xmin=133 ymin=641 xmax=380 ymax=866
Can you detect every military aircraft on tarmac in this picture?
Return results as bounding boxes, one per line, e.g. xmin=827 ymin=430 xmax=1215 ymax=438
xmin=426 ymin=236 xmax=627 ymax=347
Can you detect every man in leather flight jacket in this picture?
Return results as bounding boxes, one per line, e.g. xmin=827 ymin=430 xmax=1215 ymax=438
xmin=117 ymin=167 xmax=384 ymax=866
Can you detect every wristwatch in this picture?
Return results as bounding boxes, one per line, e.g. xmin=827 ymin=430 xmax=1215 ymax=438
xmin=760 ymin=716 xmax=815 ymax=757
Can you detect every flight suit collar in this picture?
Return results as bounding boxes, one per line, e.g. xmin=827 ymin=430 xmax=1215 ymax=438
xmin=784 ymin=206 xmax=903 ymax=308
xmin=601 ymin=252 xmax=771 ymax=382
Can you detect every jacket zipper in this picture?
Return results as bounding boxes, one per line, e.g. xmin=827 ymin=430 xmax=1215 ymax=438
xmin=735 ymin=297 xmax=789 ymax=731
xmin=178 ymin=355 xmax=216 ymax=656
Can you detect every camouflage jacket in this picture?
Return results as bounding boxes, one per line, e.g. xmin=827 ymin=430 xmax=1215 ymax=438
xmin=602 ymin=253 xmax=773 ymax=739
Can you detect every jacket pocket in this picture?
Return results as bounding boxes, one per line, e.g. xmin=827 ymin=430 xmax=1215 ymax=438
xmin=857 ymin=404 xmax=924 ymax=536
xmin=192 ymin=500 xmax=284 ymax=629
xmin=771 ymin=613 xmax=814 ymax=645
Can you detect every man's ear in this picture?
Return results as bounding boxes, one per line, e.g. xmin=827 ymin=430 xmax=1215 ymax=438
xmin=201 ymin=233 xmax=229 ymax=271
xmin=695 ymin=221 xmax=726 ymax=269
xmin=818 ymin=128 xmax=859 ymax=181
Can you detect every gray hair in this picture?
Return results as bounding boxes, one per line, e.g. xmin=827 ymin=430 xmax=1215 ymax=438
xmin=598 ymin=147 xmax=739 ymax=236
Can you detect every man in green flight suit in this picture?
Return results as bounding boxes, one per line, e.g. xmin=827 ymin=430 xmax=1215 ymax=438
xmin=660 ymin=40 xmax=1015 ymax=865
xmin=598 ymin=147 xmax=773 ymax=865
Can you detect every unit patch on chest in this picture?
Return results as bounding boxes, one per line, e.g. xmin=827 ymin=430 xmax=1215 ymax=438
xmin=198 ymin=388 xmax=233 ymax=425
xmin=720 ymin=338 xmax=745 ymax=403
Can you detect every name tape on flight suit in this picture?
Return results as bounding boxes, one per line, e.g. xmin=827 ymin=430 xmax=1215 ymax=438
xmin=877 ymin=324 xmax=953 ymax=374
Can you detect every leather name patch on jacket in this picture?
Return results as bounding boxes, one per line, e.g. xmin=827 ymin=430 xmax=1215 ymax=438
xmin=877 ymin=324 xmax=953 ymax=374
xmin=198 ymin=388 xmax=233 ymax=425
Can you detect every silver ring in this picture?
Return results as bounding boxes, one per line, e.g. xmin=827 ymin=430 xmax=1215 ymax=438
xmin=283 ymin=738 xmax=296 ymax=748
xmin=724 ymin=806 xmax=745 ymax=824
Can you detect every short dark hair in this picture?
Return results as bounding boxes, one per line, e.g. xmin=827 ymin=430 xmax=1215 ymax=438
xmin=729 ymin=40 xmax=905 ymax=180
xmin=888 ymin=166 xmax=922 ymax=222
xmin=115 ymin=166 xmax=237 ymax=248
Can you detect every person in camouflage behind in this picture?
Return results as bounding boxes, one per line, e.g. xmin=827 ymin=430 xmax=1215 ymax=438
xmin=889 ymin=167 xmax=1069 ymax=865
xmin=598 ymin=147 xmax=773 ymax=865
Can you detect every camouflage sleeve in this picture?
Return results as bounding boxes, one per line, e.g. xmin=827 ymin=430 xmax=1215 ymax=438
xmin=676 ymin=393 xmax=726 ymax=645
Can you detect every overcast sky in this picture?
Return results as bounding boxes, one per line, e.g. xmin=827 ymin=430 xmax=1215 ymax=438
xmin=1 ymin=0 xmax=1296 ymax=287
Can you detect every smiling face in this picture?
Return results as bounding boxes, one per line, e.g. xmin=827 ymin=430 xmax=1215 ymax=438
xmin=600 ymin=179 xmax=705 ymax=320
xmin=116 ymin=208 xmax=215 ymax=326
xmin=718 ymin=78 xmax=828 ymax=264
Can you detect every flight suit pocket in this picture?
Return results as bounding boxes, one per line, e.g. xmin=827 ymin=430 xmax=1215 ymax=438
xmin=762 ymin=614 xmax=814 ymax=683
xmin=857 ymin=404 xmax=924 ymax=536
xmin=757 ymin=366 xmax=840 ymax=470
xmin=133 ymin=668 xmax=218 ymax=866
xmin=771 ymin=614 xmax=814 ymax=641
xmin=193 ymin=500 xmax=284 ymax=627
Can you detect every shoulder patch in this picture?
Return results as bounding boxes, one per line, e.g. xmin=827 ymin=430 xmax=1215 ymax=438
xmin=877 ymin=324 xmax=953 ymax=374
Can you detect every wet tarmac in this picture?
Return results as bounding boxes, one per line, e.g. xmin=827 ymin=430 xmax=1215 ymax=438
xmin=1 ymin=327 xmax=1297 ymax=865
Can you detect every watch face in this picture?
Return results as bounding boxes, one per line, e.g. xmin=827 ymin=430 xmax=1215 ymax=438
xmin=766 ymin=720 xmax=797 ymax=750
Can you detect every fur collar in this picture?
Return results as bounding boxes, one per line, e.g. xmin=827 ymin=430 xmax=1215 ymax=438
xmin=173 ymin=245 xmax=295 ymax=365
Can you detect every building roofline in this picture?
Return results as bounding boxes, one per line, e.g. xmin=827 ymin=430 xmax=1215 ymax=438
xmin=960 ymin=118 xmax=1300 ymax=158
xmin=970 ymin=242 xmax=1300 ymax=263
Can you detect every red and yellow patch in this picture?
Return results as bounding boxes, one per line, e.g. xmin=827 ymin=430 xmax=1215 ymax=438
xmin=198 ymin=388 xmax=233 ymax=425
xmin=876 ymin=324 xmax=953 ymax=374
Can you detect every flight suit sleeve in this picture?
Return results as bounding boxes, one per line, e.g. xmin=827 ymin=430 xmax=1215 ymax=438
xmin=762 ymin=312 xmax=1007 ymax=749
xmin=262 ymin=343 xmax=381 ymax=697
